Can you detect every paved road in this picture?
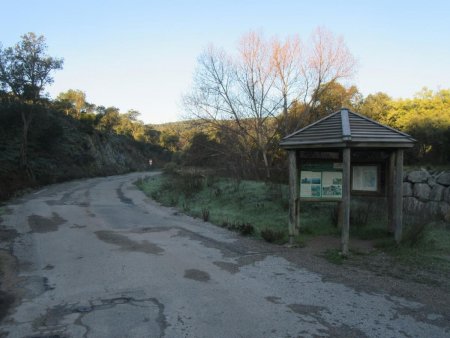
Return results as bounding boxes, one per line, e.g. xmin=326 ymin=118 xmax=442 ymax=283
xmin=1 ymin=172 xmax=449 ymax=337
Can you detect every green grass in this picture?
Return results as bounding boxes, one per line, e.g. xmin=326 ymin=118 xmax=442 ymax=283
xmin=137 ymin=172 xmax=359 ymax=244
xmin=136 ymin=173 xmax=294 ymax=241
xmin=136 ymin=172 xmax=450 ymax=274
xmin=323 ymin=249 xmax=346 ymax=265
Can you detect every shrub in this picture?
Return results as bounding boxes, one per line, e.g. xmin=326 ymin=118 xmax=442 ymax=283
xmin=260 ymin=228 xmax=286 ymax=244
xmin=201 ymin=208 xmax=210 ymax=222
xmin=219 ymin=220 xmax=254 ymax=236
xmin=236 ymin=222 xmax=254 ymax=236
xmin=176 ymin=170 xmax=204 ymax=197
xmin=323 ymin=249 xmax=345 ymax=265
xmin=163 ymin=162 xmax=178 ymax=175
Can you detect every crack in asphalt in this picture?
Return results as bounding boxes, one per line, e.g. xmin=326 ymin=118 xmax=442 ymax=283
xmin=32 ymin=296 xmax=168 ymax=338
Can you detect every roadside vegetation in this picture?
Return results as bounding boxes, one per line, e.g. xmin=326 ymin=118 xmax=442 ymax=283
xmin=136 ymin=169 xmax=450 ymax=288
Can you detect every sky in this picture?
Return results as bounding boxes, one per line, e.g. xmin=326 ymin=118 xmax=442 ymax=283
xmin=1 ymin=0 xmax=449 ymax=124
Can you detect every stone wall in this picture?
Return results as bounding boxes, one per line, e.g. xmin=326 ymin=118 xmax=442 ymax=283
xmin=403 ymin=170 xmax=450 ymax=223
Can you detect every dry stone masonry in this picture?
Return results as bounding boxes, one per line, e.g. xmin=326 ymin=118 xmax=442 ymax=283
xmin=403 ymin=170 xmax=450 ymax=223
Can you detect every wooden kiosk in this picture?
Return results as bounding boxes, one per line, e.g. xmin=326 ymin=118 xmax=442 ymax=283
xmin=280 ymin=109 xmax=416 ymax=255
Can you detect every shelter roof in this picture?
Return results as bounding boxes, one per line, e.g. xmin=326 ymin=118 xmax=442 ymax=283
xmin=280 ymin=109 xmax=416 ymax=149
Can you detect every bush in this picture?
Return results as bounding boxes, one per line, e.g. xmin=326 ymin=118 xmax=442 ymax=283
xmin=260 ymin=228 xmax=286 ymax=244
xmin=236 ymin=222 xmax=254 ymax=236
xmin=220 ymin=220 xmax=254 ymax=236
xmin=175 ymin=170 xmax=204 ymax=197
xmin=201 ymin=208 xmax=210 ymax=222
xmin=163 ymin=162 xmax=179 ymax=175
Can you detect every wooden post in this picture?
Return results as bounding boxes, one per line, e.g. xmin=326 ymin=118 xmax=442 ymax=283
xmin=337 ymin=201 xmax=343 ymax=229
xmin=288 ymin=150 xmax=299 ymax=244
xmin=394 ymin=149 xmax=404 ymax=243
xmin=341 ymin=148 xmax=351 ymax=256
xmin=387 ymin=151 xmax=396 ymax=232
xmin=296 ymin=195 xmax=301 ymax=232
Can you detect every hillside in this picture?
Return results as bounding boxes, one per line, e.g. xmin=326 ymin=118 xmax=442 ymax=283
xmin=0 ymin=104 xmax=168 ymax=201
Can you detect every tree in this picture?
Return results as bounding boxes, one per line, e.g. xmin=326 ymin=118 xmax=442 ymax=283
xmin=311 ymin=83 xmax=362 ymax=119
xmin=56 ymin=89 xmax=88 ymax=118
xmin=359 ymin=92 xmax=392 ymax=121
xmin=184 ymin=28 xmax=356 ymax=179
xmin=184 ymin=132 xmax=222 ymax=167
xmin=184 ymin=33 xmax=283 ymax=179
xmin=0 ymin=33 xmax=63 ymax=175
xmin=97 ymin=106 xmax=120 ymax=132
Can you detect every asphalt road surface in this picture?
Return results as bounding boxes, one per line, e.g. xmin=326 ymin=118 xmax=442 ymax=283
xmin=1 ymin=172 xmax=449 ymax=337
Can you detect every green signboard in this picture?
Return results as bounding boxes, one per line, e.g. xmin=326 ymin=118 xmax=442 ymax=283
xmin=300 ymin=163 xmax=343 ymax=199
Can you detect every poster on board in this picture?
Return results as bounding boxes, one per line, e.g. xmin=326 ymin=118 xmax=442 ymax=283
xmin=352 ymin=165 xmax=378 ymax=191
xmin=322 ymin=171 xmax=343 ymax=198
xmin=300 ymin=171 xmax=322 ymax=198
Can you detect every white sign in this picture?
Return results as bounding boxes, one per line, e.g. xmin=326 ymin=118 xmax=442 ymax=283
xmin=352 ymin=166 xmax=378 ymax=191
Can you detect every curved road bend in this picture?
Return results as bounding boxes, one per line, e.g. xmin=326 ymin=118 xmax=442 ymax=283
xmin=1 ymin=172 xmax=449 ymax=337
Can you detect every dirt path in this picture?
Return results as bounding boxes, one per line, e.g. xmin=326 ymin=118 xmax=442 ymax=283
xmin=0 ymin=172 xmax=449 ymax=337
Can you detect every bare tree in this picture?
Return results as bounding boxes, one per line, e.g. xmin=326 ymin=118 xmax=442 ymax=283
xmin=184 ymin=28 xmax=356 ymax=178
xmin=271 ymin=35 xmax=303 ymax=133
xmin=184 ymin=33 xmax=281 ymax=179
xmin=300 ymin=27 xmax=356 ymax=125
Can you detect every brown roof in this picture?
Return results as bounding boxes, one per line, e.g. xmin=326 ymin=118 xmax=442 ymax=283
xmin=280 ymin=108 xmax=416 ymax=149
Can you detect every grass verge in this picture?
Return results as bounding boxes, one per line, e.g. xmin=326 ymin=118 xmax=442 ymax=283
xmin=135 ymin=173 xmax=390 ymax=244
xmin=136 ymin=171 xmax=450 ymax=286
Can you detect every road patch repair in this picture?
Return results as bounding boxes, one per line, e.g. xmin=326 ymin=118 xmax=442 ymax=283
xmin=28 ymin=213 xmax=66 ymax=233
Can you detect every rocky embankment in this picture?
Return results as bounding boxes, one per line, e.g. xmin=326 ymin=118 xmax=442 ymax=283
xmin=403 ymin=170 xmax=450 ymax=223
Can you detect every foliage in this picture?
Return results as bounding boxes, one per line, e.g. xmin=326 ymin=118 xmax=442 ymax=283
xmin=0 ymin=93 xmax=168 ymax=201
xmin=201 ymin=208 xmax=210 ymax=222
xmin=323 ymin=249 xmax=346 ymax=265
xmin=359 ymin=88 xmax=450 ymax=164
xmin=0 ymin=32 xmax=64 ymax=173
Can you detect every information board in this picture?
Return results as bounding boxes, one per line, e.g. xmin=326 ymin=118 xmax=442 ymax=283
xmin=352 ymin=165 xmax=378 ymax=192
xmin=300 ymin=163 xmax=343 ymax=199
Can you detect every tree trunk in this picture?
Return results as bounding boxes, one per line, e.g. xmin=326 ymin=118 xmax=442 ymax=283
xmin=20 ymin=107 xmax=35 ymax=181
xmin=262 ymin=150 xmax=271 ymax=180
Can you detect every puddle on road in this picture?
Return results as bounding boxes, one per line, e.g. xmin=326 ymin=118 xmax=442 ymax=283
xmin=184 ymin=269 xmax=210 ymax=282
xmin=28 ymin=213 xmax=66 ymax=233
xmin=95 ymin=231 xmax=164 ymax=255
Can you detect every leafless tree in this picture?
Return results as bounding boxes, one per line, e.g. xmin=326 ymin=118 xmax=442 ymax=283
xmin=184 ymin=28 xmax=356 ymax=178
xmin=184 ymin=33 xmax=281 ymax=179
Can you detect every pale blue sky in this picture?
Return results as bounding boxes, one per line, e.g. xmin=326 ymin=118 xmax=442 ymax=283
xmin=1 ymin=0 xmax=449 ymax=124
